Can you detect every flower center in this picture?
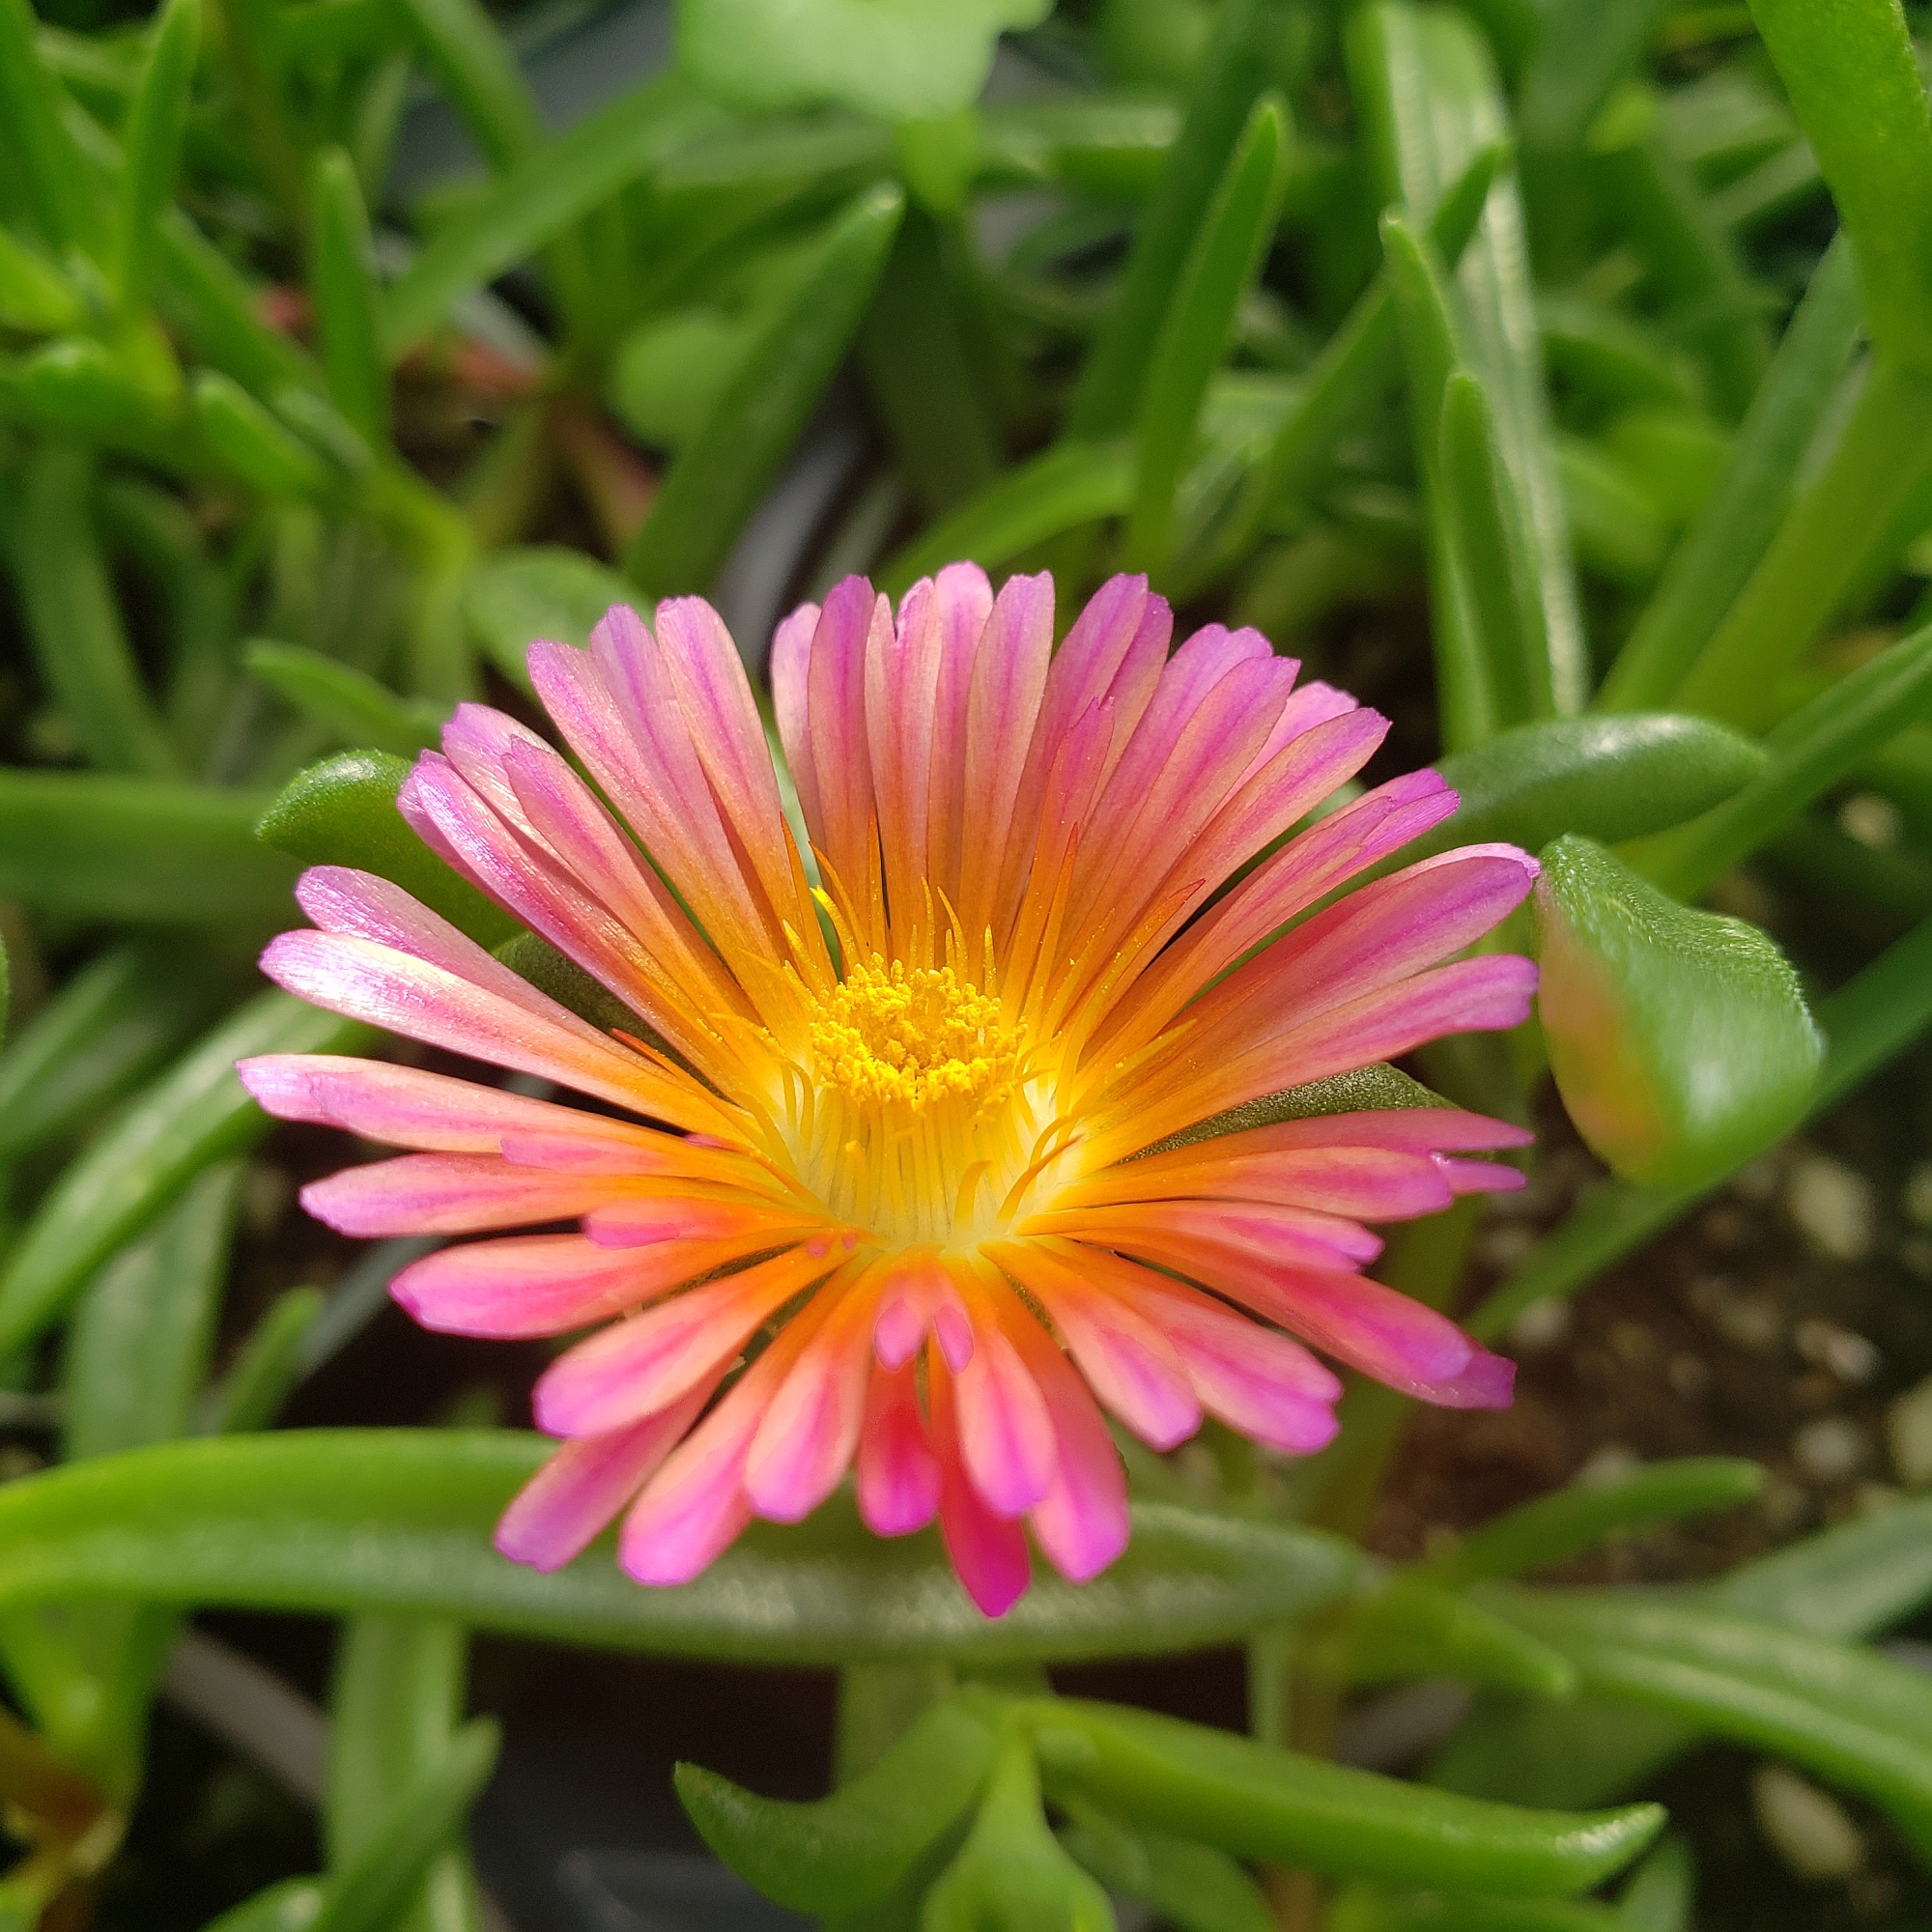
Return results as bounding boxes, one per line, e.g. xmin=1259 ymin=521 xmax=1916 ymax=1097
xmin=781 ymin=952 xmax=1045 ymax=1248
xmin=810 ymin=954 xmax=1020 ymax=1114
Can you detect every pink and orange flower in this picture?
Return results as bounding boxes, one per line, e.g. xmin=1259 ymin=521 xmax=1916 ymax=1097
xmin=240 ymin=567 xmax=1537 ymax=1615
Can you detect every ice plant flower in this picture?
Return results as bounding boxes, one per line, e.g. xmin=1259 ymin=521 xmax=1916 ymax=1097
xmin=241 ymin=569 xmax=1538 ymax=1616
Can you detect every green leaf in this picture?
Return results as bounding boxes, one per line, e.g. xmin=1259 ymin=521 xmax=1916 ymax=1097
xmin=51 ymin=1162 xmax=242 ymax=1792
xmin=1747 ymin=0 xmax=1932 ymax=372
xmin=1630 ymin=619 xmax=1932 ymax=896
xmin=858 ymin=209 xmax=1000 ymax=519
xmin=463 ymin=546 xmax=638 ymax=689
xmin=1380 ymin=213 xmax=1496 ymax=750
xmin=0 ymin=771 xmax=298 ymax=928
xmin=608 ymin=308 xmax=758 ymax=453
xmin=0 ymin=944 xmax=218 ymax=1164
xmin=1236 ymin=139 xmax=1504 ymax=561
xmin=245 ymin=641 xmax=447 ymax=757
xmin=627 ymin=183 xmax=905 ymax=597
xmin=1420 ymin=716 xmax=1766 ymax=865
xmin=1333 ymin=1897 xmax=1623 ymax=1931
xmin=1535 ymin=835 xmax=1821 ymax=1188
xmin=878 ymin=440 xmax=1132 ymax=598
xmin=0 ymin=0 xmax=103 ymax=252
xmin=1587 ymin=111 xmax=1770 ymax=425
xmin=1138 ymin=1065 xmax=1450 ymax=1159
xmin=256 ymin=751 xmax=521 ymax=949
xmin=1125 ymin=93 xmax=1287 ymax=574
xmin=678 ymin=1698 xmax=999 ymax=1916
xmin=1028 ymin=1699 xmax=1663 ymax=1896
xmin=1470 ymin=905 xmax=1932 ymax=1341
xmin=1669 ymin=355 xmax=1932 ymax=731
xmin=1438 ymin=367 xmax=1555 ymax=730
xmin=309 ymin=148 xmax=389 ymax=448
xmin=1615 ymin=1836 xmax=1693 ymax=1932
xmin=1537 ymin=298 xmax=1698 ymax=415
xmin=195 ymin=1287 xmax=325 ymax=1436
xmin=1350 ymin=0 xmax=1586 ymax=716
xmin=1338 ymin=1575 xmax=1578 ymax=1700
xmin=114 ymin=0 xmax=199 ymax=311
xmin=923 ymin=1733 xmax=1115 ymax=1932
xmin=63 ymin=1161 xmax=241 ymax=1464
xmin=14 ymin=443 xmax=184 ymax=779
xmin=0 ymin=1433 xmax=1363 ymax=1663
xmin=396 ymin=0 xmax=539 ymax=170
xmin=1068 ymin=0 xmax=1290 ymax=438
xmin=0 ymin=227 xmax=86 ymax=332
xmin=1598 ymin=237 xmax=1861 ymax=713
xmin=6 ymin=338 xmax=175 ymax=447
xmin=0 ymin=994 xmax=370 ymax=1361
xmin=1061 ymin=1808 xmax=1276 ymax=1932
xmin=1435 ymin=1460 xmax=1763 ymax=1586
xmin=1488 ymin=1590 xmax=1932 ymax=1861
xmin=1433 ymin=1499 xmax=1932 ymax=1809
xmin=197 ymin=1878 xmax=326 ymax=1932
xmin=328 ymin=1616 xmax=480 ymax=1932
xmin=382 ymin=75 xmax=716 ymax=357
xmin=677 ymin=0 xmax=1050 ymax=121
xmin=311 ymin=1717 xmax=498 ymax=1932
xmin=191 ymin=371 xmax=332 ymax=499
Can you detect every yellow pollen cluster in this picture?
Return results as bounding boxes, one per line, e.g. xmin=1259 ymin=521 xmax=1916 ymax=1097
xmin=810 ymin=953 xmax=1021 ymax=1114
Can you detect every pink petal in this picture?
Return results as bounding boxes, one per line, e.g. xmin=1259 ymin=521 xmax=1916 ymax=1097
xmin=238 ymin=1054 xmax=659 ymax=1155
xmin=1060 ymin=1146 xmax=1453 ymax=1222
xmin=856 ymin=1358 xmax=942 ymax=1536
xmin=494 ymin=1384 xmax=713 ymax=1572
xmin=1030 ymin=1198 xmax=1382 ymax=1273
xmin=1095 ymin=955 xmax=1540 ymax=1163
xmin=391 ymin=1232 xmax=766 ymax=1338
xmin=866 ymin=577 xmax=946 ymax=934
xmin=1098 ymin=767 xmax=1461 ymax=1061
xmin=618 ymin=1289 xmax=837 ymax=1585
xmin=919 ymin=560 xmax=994 ymax=901
xmin=581 ymin=1193 xmax=821 ymax=1249
xmin=953 ymin=1306 xmax=1058 ymax=1519
xmin=654 ymin=595 xmax=801 ymax=928
xmin=532 ymin=1246 xmax=835 ymax=1436
xmin=259 ymin=928 xmax=724 ymax=1136
xmin=873 ymin=1253 xmax=974 ymax=1372
xmin=955 ymin=571 xmax=1054 ymax=946
xmin=992 ymin=1241 xmax=1201 ymax=1451
xmin=930 ymin=1352 xmax=1031 ymax=1617
xmin=803 ymin=578 xmax=887 ymax=906
xmin=1437 ymin=1155 xmax=1527 ymax=1195
xmin=1226 ymin=1264 xmax=1517 ymax=1410
xmin=300 ymin=1153 xmax=614 ymax=1236
xmin=770 ymin=599 xmax=823 ymax=833
xmin=994 ymin=1290 xmax=1128 ymax=1584
xmin=743 ymin=1264 xmax=880 ymax=1521
xmin=999 ymin=574 xmax=1169 ymax=907
xmin=1067 ymin=1249 xmax=1342 ymax=1454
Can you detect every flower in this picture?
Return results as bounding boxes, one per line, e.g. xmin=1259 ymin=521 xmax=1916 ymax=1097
xmin=240 ymin=568 xmax=1538 ymax=1616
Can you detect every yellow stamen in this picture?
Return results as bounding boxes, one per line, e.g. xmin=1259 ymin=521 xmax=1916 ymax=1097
xmin=810 ymin=953 xmax=1022 ymax=1114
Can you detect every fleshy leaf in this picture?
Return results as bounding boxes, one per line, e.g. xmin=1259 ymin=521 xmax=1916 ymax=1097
xmin=676 ymin=0 xmax=1052 ymax=121
xmin=1020 ymin=1698 xmax=1663 ymax=1897
xmin=256 ymin=752 xmax=521 ymax=950
xmin=0 ymin=1432 xmax=1363 ymax=1664
xmin=1534 ymin=835 xmax=1820 ymax=1188
xmin=676 ymin=1698 xmax=999 ymax=1915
